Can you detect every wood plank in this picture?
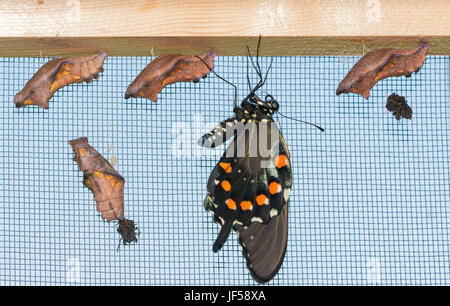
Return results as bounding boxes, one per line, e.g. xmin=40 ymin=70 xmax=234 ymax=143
xmin=0 ymin=0 xmax=449 ymax=56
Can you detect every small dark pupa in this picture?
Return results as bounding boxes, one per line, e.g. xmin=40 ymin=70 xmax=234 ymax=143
xmin=117 ymin=219 xmax=139 ymax=246
xmin=386 ymin=93 xmax=412 ymax=120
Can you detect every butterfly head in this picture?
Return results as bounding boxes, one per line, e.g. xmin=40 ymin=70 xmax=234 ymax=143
xmin=236 ymin=92 xmax=279 ymax=121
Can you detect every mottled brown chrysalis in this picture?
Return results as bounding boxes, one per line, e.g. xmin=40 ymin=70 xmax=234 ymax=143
xmin=336 ymin=44 xmax=428 ymax=99
xmin=386 ymin=93 xmax=412 ymax=120
xmin=68 ymin=137 xmax=138 ymax=246
xmin=15 ymin=51 xmax=107 ymax=109
xmin=124 ymin=51 xmax=216 ymax=102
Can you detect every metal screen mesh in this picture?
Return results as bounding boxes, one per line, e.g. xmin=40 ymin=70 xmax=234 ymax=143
xmin=0 ymin=55 xmax=448 ymax=285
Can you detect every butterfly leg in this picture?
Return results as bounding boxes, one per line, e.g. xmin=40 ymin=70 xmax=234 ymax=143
xmin=198 ymin=117 xmax=237 ymax=148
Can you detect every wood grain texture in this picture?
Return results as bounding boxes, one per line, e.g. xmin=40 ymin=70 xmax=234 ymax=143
xmin=0 ymin=0 xmax=449 ymax=56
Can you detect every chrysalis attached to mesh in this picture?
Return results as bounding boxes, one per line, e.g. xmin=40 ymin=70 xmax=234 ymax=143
xmin=69 ymin=137 xmax=138 ymax=247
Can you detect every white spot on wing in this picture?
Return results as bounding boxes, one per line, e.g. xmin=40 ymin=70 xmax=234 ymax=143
xmin=284 ymin=188 xmax=291 ymax=201
xmin=251 ymin=217 xmax=263 ymax=223
xmin=218 ymin=216 xmax=225 ymax=226
xmin=270 ymin=208 xmax=278 ymax=217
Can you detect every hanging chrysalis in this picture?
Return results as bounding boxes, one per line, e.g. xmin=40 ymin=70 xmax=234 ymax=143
xmin=15 ymin=51 xmax=107 ymax=109
xmin=124 ymin=52 xmax=216 ymax=102
xmin=198 ymin=37 xmax=292 ymax=284
xmin=68 ymin=137 xmax=138 ymax=247
xmin=336 ymin=44 xmax=428 ymax=99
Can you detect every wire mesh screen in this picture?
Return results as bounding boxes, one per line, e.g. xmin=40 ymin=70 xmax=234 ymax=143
xmin=0 ymin=55 xmax=448 ymax=286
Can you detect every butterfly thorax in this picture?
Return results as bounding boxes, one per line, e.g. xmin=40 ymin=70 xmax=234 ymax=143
xmin=234 ymin=94 xmax=279 ymax=122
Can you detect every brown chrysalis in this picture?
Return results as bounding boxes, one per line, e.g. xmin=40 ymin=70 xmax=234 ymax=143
xmin=124 ymin=51 xmax=216 ymax=102
xmin=68 ymin=137 xmax=138 ymax=246
xmin=336 ymin=44 xmax=428 ymax=99
xmin=386 ymin=93 xmax=412 ymax=120
xmin=15 ymin=51 xmax=107 ymax=109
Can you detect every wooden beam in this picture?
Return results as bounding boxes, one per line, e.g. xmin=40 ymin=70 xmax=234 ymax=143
xmin=0 ymin=0 xmax=449 ymax=56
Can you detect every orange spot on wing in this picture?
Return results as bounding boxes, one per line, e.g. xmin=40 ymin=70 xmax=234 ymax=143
xmin=269 ymin=182 xmax=281 ymax=195
xmin=23 ymin=99 xmax=32 ymax=105
xmin=221 ymin=180 xmax=231 ymax=191
xmin=219 ymin=162 xmax=232 ymax=173
xmin=240 ymin=201 xmax=253 ymax=211
xmin=226 ymin=199 xmax=236 ymax=210
xmin=256 ymin=194 xmax=268 ymax=206
xmin=274 ymin=154 xmax=287 ymax=168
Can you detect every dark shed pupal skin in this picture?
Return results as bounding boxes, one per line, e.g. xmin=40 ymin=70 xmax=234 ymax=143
xmin=200 ymin=93 xmax=292 ymax=284
xmin=385 ymin=93 xmax=412 ymax=120
xmin=15 ymin=51 xmax=107 ymax=109
xmin=68 ymin=137 xmax=138 ymax=246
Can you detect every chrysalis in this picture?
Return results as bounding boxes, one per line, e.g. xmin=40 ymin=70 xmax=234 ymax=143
xmin=15 ymin=51 xmax=107 ymax=109
xmin=336 ymin=44 xmax=428 ymax=99
xmin=125 ymin=52 xmax=216 ymax=102
xmin=68 ymin=137 xmax=138 ymax=247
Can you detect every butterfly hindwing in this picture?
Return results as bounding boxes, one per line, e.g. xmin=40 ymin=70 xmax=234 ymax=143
xmin=234 ymin=201 xmax=289 ymax=284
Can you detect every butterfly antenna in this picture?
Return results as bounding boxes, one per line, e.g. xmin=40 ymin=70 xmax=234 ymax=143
xmin=242 ymin=36 xmax=272 ymax=103
xmin=246 ymin=55 xmax=252 ymax=91
xmin=247 ymin=36 xmax=271 ymax=92
xmin=247 ymin=46 xmax=263 ymax=82
xmin=255 ymin=35 xmax=263 ymax=80
xmin=277 ymin=111 xmax=325 ymax=132
xmin=196 ymin=55 xmax=238 ymax=107
xmin=263 ymin=56 xmax=274 ymax=85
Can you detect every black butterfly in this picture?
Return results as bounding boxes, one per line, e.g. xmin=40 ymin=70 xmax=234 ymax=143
xmin=198 ymin=38 xmax=292 ymax=283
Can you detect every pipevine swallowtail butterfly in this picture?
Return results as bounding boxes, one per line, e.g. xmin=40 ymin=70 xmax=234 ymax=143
xmin=198 ymin=37 xmax=293 ymax=283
